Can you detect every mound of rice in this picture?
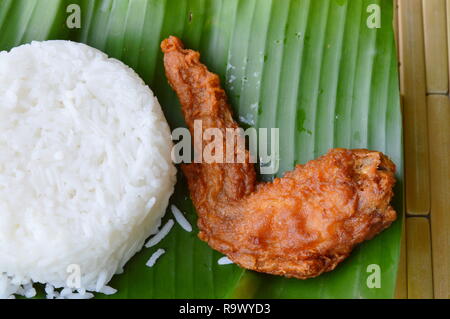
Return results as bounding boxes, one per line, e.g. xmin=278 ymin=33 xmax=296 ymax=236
xmin=0 ymin=41 xmax=176 ymax=298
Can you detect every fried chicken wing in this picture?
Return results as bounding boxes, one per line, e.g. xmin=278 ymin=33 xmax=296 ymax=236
xmin=161 ymin=36 xmax=397 ymax=279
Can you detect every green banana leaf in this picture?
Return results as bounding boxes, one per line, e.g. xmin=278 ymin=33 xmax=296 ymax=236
xmin=0 ymin=0 xmax=403 ymax=299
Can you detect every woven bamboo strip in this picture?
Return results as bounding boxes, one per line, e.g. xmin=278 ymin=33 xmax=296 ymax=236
xmin=406 ymin=217 xmax=434 ymax=299
xmin=398 ymin=0 xmax=430 ymax=215
xmin=427 ymin=95 xmax=450 ymax=298
xmin=423 ymin=0 xmax=449 ymax=93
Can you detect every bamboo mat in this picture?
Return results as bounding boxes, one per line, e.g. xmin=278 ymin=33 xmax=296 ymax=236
xmin=395 ymin=0 xmax=450 ymax=299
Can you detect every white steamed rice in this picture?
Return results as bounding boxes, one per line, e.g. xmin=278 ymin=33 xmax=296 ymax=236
xmin=218 ymin=257 xmax=234 ymax=265
xmin=171 ymin=205 xmax=192 ymax=232
xmin=0 ymin=40 xmax=177 ymax=298
xmin=145 ymin=219 xmax=174 ymax=248
xmin=145 ymin=249 xmax=166 ymax=268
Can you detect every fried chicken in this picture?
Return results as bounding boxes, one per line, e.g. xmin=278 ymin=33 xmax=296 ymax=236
xmin=161 ymin=36 xmax=397 ymax=279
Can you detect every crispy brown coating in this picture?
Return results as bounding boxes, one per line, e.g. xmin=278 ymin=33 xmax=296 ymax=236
xmin=161 ymin=36 xmax=397 ymax=279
